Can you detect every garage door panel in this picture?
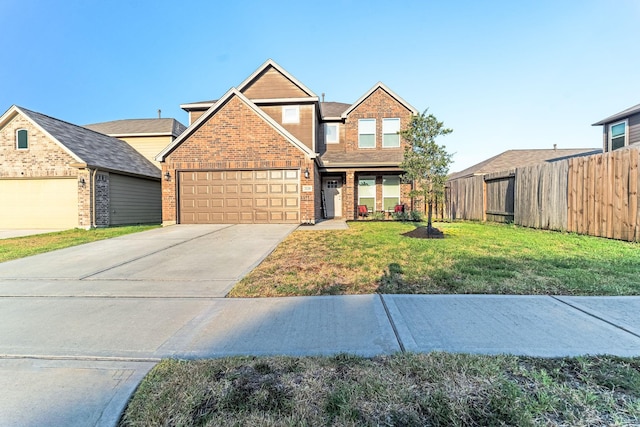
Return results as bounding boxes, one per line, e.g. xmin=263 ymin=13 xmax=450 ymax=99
xmin=285 ymin=170 xmax=298 ymax=179
xmin=285 ymin=184 xmax=298 ymax=193
xmin=285 ymin=212 xmax=299 ymax=221
xmin=255 ymin=198 xmax=268 ymax=208
xmin=285 ymin=197 xmax=298 ymax=207
xmin=179 ymin=169 xmax=300 ymax=224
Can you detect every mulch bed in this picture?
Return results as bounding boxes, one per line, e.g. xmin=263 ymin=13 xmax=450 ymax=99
xmin=402 ymin=226 xmax=445 ymax=239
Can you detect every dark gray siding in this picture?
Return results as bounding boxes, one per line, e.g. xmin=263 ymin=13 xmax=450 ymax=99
xmin=109 ymin=174 xmax=161 ymax=225
xmin=604 ymin=112 xmax=640 ymax=151
xmin=630 ymin=113 xmax=640 ymax=146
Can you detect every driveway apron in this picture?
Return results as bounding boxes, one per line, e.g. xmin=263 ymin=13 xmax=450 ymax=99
xmin=0 ymin=224 xmax=306 ymax=427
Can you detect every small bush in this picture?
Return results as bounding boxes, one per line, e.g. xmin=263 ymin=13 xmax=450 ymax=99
xmin=409 ymin=210 xmax=424 ymax=222
xmin=370 ymin=211 xmax=385 ymax=220
xmin=392 ymin=211 xmax=410 ymax=221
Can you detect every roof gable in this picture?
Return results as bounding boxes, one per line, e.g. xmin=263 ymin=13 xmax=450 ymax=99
xmin=0 ymin=106 xmax=160 ymax=178
xmin=237 ymin=59 xmax=317 ymax=100
xmin=342 ymin=82 xmax=418 ymax=118
xmin=592 ymin=103 xmax=640 ymax=126
xmin=156 ymin=88 xmax=316 ymax=161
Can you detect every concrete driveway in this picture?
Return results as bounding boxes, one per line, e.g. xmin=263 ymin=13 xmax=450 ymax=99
xmin=2 ymin=224 xmax=640 ymax=426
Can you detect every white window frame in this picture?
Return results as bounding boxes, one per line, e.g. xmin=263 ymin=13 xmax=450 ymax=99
xmin=325 ymin=123 xmax=339 ymax=144
xmin=382 ymin=118 xmax=401 ymax=148
xmin=609 ymin=119 xmax=628 ymax=152
xmin=282 ymin=105 xmax=300 ymax=124
xmin=16 ymin=128 xmax=28 ymax=150
xmin=358 ymin=176 xmax=376 ymax=211
xmin=358 ymin=119 xmax=376 ymax=148
xmin=382 ymin=175 xmax=401 ymax=211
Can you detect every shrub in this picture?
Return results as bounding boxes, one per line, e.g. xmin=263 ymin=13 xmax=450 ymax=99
xmin=392 ymin=211 xmax=410 ymax=221
xmin=409 ymin=210 xmax=424 ymax=222
xmin=370 ymin=211 xmax=385 ymax=220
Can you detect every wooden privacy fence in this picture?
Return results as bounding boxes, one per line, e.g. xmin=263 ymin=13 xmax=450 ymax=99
xmin=446 ymin=146 xmax=640 ymax=242
xmin=568 ymin=148 xmax=640 ymax=241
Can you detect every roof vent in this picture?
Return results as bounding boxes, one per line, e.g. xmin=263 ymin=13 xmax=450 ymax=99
xmin=553 ymin=144 xmax=557 ymax=150
xmin=322 ymin=93 xmax=325 ymax=103
xmin=158 ymin=109 xmax=161 ymax=119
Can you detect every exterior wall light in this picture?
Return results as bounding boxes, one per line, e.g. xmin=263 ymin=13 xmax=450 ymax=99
xmin=304 ymin=168 xmax=310 ymax=179
xmin=79 ymin=177 xmax=86 ymax=187
xmin=164 ymin=171 xmax=171 ymax=181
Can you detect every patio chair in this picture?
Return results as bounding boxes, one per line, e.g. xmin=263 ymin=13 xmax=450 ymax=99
xmin=358 ymin=205 xmax=369 ymax=219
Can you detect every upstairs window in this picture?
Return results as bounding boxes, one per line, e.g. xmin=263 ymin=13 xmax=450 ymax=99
xmin=282 ymin=105 xmax=299 ymax=124
xmin=358 ymin=119 xmax=376 ymax=148
xmin=609 ymin=120 xmax=627 ymax=151
xmin=382 ymin=118 xmax=400 ymax=148
xmin=16 ymin=129 xmax=28 ymax=150
xmin=325 ymin=123 xmax=339 ymax=144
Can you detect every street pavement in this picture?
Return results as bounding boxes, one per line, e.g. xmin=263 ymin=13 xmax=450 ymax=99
xmin=0 ymin=224 xmax=640 ymax=426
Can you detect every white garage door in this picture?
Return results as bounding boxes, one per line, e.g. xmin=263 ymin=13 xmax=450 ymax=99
xmin=179 ymin=169 xmax=300 ymax=224
xmin=0 ymin=178 xmax=78 ymax=228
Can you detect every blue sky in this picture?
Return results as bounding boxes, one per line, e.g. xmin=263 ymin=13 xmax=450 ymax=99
xmin=1 ymin=0 xmax=639 ymax=172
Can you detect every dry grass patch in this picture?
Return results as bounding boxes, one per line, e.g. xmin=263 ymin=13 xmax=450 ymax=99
xmin=119 ymin=353 xmax=640 ymax=426
xmin=229 ymin=221 xmax=640 ymax=297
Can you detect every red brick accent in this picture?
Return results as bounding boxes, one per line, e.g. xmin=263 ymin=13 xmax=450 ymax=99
xmin=162 ymin=95 xmax=317 ymax=224
xmin=344 ymin=87 xmax=414 ymax=154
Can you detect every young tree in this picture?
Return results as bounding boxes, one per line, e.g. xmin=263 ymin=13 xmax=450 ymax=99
xmin=400 ymin=109 xmax=453 ymax=234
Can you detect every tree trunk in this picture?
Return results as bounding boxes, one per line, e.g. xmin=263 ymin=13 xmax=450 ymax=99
xmin=427 ymin=200 xmax=433 ymax=237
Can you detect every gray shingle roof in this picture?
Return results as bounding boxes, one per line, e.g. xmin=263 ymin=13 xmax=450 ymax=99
xmin=320 ymin=102 xmax=350 ymax=119
xmin=84 ymin=118 xmax=186 ymax=138
xmin=592 ymin=103 xmax=640 ymax=126
xmin=448 ymin=148 xmax=601 ymax=181
xmin=20 ymin=107 xmax=160 ymax=178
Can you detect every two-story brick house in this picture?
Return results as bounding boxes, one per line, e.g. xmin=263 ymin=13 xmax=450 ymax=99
xmin=156 ymin=60 xmax=417 ymax=225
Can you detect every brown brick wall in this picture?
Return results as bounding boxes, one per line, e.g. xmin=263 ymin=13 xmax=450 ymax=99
xmin=162 ymin=95 xmax=317 ymax=224
xmin=344 ymin=88 xmax=413 ymax=154
xmin=0 ymin=114 xmax=78 ymax=178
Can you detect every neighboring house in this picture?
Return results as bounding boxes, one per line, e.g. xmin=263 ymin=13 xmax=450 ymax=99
xmin=447 ymin=148 xmax=601 ymax=182
xmin=84 ymin=118 xmax=186 ymax=168
xmin=156 ymin=59 xmax=418 ymax=225
xmin=0 ymin=106 xmax=162 ymax=229
xmin=592 ymin=103 xmax=640 ymax=153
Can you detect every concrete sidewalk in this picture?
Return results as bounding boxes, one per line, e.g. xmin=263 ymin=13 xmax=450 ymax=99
xmin=2 ymin=295 xmax=640 ymax=427
xmin=1 ymin=224 xmax=640 ymax=426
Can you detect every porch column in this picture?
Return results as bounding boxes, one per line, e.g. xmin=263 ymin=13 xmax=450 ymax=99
xmin=345 ymin=170 xmax=356 ymax=220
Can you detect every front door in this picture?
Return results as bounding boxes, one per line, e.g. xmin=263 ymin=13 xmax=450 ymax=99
xmin=322 ymin=178 xmax=342 ymax=218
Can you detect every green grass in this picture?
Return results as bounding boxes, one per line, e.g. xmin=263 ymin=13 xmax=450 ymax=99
xmin=0 ymin=225 xmax=160 ymax=263
xmin=119 ymin=353 xmax=640 ymax=426
xmin=229 ymin=221 xmax=640 ymax=297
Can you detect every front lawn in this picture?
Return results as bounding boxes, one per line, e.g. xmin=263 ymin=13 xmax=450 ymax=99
xmin=229 ymin=221 xmax=640 ymax=297
xmin=119 ymin=353 xmax=640 ymax=426
xmin=0 ymin=225 xmax=160 ymax=263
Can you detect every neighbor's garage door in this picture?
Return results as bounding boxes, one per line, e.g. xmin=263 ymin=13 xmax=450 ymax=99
xmin=0 ymin=178 xmax=78 ymax=228
xmin=179 ymin=170 xmax=300 ymax=224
